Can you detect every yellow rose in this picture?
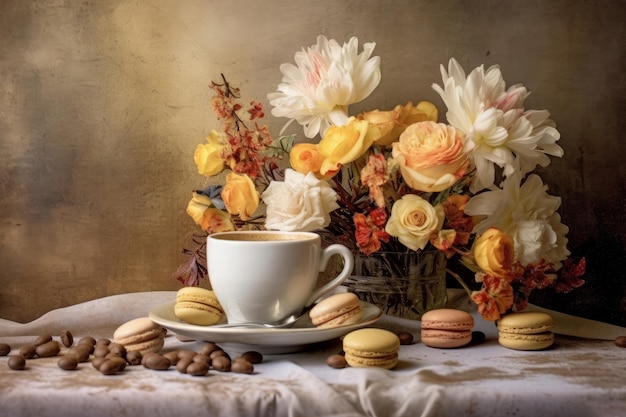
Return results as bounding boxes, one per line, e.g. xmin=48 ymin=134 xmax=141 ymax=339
xmin=392 ymin=121 xmax=469 ymax=192
xmin=221 ymin=173 xmax=259 ymax=220
xmin=194 ymin=130 xmax=226 ymax=177
xmin=186 ymin=192 xmax=234 ymax=233
xmin=385 ymin=194 xmax=444 ymax=250
xmin=290 ymin=143 xmax=325 ymax=175
xmin=473 ymin=227 xmax=514 ymax=277
xmin=318 ymin=118 xmax=379 ymax=176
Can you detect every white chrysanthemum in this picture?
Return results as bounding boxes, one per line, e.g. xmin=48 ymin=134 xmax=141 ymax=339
xmin=268 ymin=35 xmax=381 ymax=138
xmin=464 ymin=173 xmax=570 ymax=266
xmin=432 ymin=58 xmax=563 ymax=193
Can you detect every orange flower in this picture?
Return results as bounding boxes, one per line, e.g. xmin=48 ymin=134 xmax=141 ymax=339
xmin=354 ymin=208 xmax=390 ymax=255
xmin=221 ymin=173 xmax=259 ymax=221
xmin=361 ymin=153 xmax=390 ymax=208
xmin=289 ymin=143 xmax=326 ymax=178
xmin=471 ymin=274 xmax=514 ymax=321
xmin=473 ymin=227 xmax=515 ymax=278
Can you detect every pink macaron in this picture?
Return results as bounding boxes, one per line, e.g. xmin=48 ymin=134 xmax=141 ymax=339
xmin=420 ymin=308 xmax=474 ymax=348
xmin=309 ymin=292 xmax=364 ymax=328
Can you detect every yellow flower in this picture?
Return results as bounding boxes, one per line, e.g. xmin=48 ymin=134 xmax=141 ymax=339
xmin=385 ymin=194 xmax=444 ymax=250
xmin=289 ymin=143 xmax=325 ymax=176
xmin=318 ymin=118 xmax=379 ymax=175
xmin=194 ymin=130 xmax=226 ymax=177
xmin=359 ymin=101 xmax=439 ymax=146
xmin=472 ymin=227 xmax=515 ymax=277
xmin=186 ymin=191 xmax=234 ymax=233
xmin=221 ymin=173 xmax=259 ymax=220
xmin=392 ymin=121 xmax=469 ymax=192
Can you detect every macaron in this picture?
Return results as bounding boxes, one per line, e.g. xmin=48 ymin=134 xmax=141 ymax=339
xmin=174 ymin=287 xmax=225 ymax=326
xmin=309 ymin=292 xmax=364 ymax=328
xmin=113 ymin=317 xmax=166 ymax=354
xmin=342 ymin=328 xmax=400 ymax=369
xmin=497 ymin=311 xmax=554 ymax=350
xmin=420 ymin=308 xmax=474 ymax=348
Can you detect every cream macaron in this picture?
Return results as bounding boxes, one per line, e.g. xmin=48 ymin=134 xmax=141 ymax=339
xmin=342 ymin=328 xmax=400 ymax=369
xmin=174 ymin=287 xmax=225 ymax=326
xmin=497 ymin=311 xmax=554 ymax=350
xmin=113 ymin=317 xmax=166 ymax=354
xmin=309 ymin=292 xmax=364 ymax=328
xmin=420 ymin=308 xmax=474 ymax=348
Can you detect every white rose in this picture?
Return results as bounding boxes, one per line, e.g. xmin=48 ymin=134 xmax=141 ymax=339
xmin=261 ymin=169 xmax=339 ymax=232
xmin=385 ymin=194 xmax=444 ymax=250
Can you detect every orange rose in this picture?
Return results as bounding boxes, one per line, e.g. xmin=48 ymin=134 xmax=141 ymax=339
xmin=472 ymin=227 xmax=515 ymax=277
xmin=221 ymin=173 xmax=259 ymax=220
xmin=392 ymin=121 xmax=469 ymax=192
xmin=193 ymin=130 xmax=226 ymax=176
xmin=289 ymin=143 xmax=325 ymax=176
xmin=186 ymin=191 xmax=234 ymax=233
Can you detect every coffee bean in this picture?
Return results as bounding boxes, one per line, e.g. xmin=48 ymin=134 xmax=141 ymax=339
xmin=60 ymin=330 xmax=74 ymax=347
xmin=326 ymin=354 xmax=347 ymax=369
xmin=58 ymin=356 xmax=78 ymax=370
xmin=176 ymin=357 xmax=194 ymax=374
xmin=240 ymin=351 xmax=263 ymax=364
xmin=614 ymin=336 xmax=626 ymax=348
xmin=162 ymin=351 xmax=179 ymax=365
xmin=66 ymin=346 xmax=91 ymax=363
xmin=93 ymin=345 xmax=110 ymax=358
xmin=177 ymin=349 xmax=198 ymax=359
xmin=33 ymin=334 xmax=52 ymax=347
xmin=200 ymin=343 xmax=222 ymax=356
xmin=91 ymin=356 xmax=108 ymax=370
xmin=210 ymin=349 xmax=230 ymax=360
xmin=95 ymin=338 xmax=111 ymax=346
xmin=186 ymin=361 xmax=210 ymax=376
xmin=8 ymin=355 xmax=26 ymax=370
xmin=36 ymin=340 xmax=60 ymax=358
xmin=142 ymin=354 xmax=170 ymax=370
xmin=397 ymin=332 xmax=414 ymax=345
xmin=99 ymin=358 xmax=124 ymax=375
xmin=126 ymin=350 xmax=143 ymax=365
xmin=19 ymin=345 xmax=36 ymax=359
xmin=0 ymin=343 xmax=11 ymax=356
xmin=231 ymin=359 xmax=254 ymax=374
xmin=193 ymin=353 xmax=212 ymax=366
xmin=211 ymin=355 xmax=231 ymax=372
xmin=78 ymin=336 xmax=96 ymax=347
xmin=108 ymin=343 xmax=126 ymax=358
xmin=471 ymin=331 xmax=486 ymax=345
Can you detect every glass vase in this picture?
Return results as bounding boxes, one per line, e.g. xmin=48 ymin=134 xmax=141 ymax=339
xmin=344 ymin=250 xmax=447 ymax=320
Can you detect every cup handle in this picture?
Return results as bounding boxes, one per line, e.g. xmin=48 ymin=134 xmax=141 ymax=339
xmin=305 ymin=244 xmax=354 ymax=307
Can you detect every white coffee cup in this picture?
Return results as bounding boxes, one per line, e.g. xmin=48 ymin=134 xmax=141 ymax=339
xmin=206 ymin=230 xmax=354 ymax=324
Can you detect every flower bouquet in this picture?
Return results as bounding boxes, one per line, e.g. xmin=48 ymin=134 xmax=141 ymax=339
xmin=174 ymin=35 xmax=585 ymax=321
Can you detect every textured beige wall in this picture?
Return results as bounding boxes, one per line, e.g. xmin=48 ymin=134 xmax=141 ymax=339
xmin=1 ymin=0 xmax=624 ymax=324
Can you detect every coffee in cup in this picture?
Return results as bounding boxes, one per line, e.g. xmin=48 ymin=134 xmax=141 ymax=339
xmin=206 ymin=230 xmax=354 ymax=324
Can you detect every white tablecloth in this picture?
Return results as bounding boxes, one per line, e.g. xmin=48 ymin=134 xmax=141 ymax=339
xmin=1 ymin=291 xmax=625 ymax=417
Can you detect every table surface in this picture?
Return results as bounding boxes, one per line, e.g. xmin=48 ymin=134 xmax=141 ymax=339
xmin=1 ymin=291 xmax=625 ymax=417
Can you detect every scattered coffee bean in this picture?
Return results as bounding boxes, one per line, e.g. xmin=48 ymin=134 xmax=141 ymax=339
xmin=95 ymin=338 xmax=111 ymax=346
xmin=162 ymin=351 xmax=179 ymax=365
xmin=471 ymin=331 xmax=486 ymax=345
xmin=19 ymin=345 xmax=36 ymax=359
xmin=99 ymin=358 xmax=124 ymax=375
xmin=211 ymin=355 xmax=231 ymax=372
xmin=231 ymin=358 xmax=254 ymax=374
xmin=397 ymin=332 xmax=414 ymax=345
xmin=33 ymin=334 xmax=52 ymax=347
xmin=177 ymin=349 xmax=197 ymax=359
xmin=78 ymin=336 xmax=96 ymax=347
xmin=200 ymin=343 xmax=222 ymax=356
xmin=186 ymin=361 xmax=210 ymax=376
xmin=60 ymin=330 xmax=74 ymax=347
xmin=240 ymin=351 xmax=263 ymax=364
xmin=58 ymin=355 xmax=78 ymax=370
xmin=176 ymin=357 xmax=194 ymax=374
xmin=93 ymin=345 xmax=110 ymax=358
xmin=91 ymin=356 xmax=108 ymax=370
xmin=108 ymin=343 xmax=126 ymax=358
xmin=0 ymin=343 xmax=11 ymax=356
xmin=614 ymin=336 xmax=626 ymax=348
xmin=193 ymin=353 xmax=211 ymax=366
xmin=66 ymin=346 xmax=91 ymax=363
xmin=8 ymin=355 xmax=26 ymax=370
xmin=326 ymin=354 xmax=347 ymax=369
xmin=142 ymin=353 xmax=170 ymax=370
xmin=126 ymin=350 xmax=143 ymax=366
xmin=210 ymin=349 xmax=230 ymax=361
xmin=36 ymin=340 xmax=61 ymax=358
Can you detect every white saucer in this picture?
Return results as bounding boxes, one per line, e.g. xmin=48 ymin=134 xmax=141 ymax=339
xmin=149 ymin=300 xmax=382 ymax=354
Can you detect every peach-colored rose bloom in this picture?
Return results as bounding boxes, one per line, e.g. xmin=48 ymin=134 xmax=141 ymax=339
xmin=319 ymin=118 xmax=380 ymax=176
xmin=385 ymin=194 xmax=444 ymax=250
xmin=186 ymin=192 xmax=234 ymax=233
xmin=473 ymin=227 xmax=515 ymax=277
xmin=290 ymin=143 xmax=325 ymax=176
xmin=392 ymin=121 xmax=469 ymax=192
xmin=194 ymin=130 xmax=226 ymax=176
xmin=360 ymin=101 xmax=439 ymax=146
xmin=221 ymin=173 xmax=259 ymax=220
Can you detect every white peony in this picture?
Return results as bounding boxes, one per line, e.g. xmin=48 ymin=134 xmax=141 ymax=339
xmin=432 ymin=58 xmax=563 ymax=193
xmin=261 ymin=169 xmax=339 ymax=232
xmin=267 ymin=35 xmax=381 ymax=138
xmin=464 ymin=173 xmax=570 ymax=266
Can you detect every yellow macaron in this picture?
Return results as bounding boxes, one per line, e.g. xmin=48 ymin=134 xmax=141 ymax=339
xmin=309 ymin=293 xmax=364 ymax=328
xmin=113 ymin=317 xmax=166 ymax=354
xmin=342 ymin=328 xmax=400 ymax=369
xmin=497 ymin=311 xmax=554 ymax=350
xmin=174 ymin=287 xmax=225 ymax=326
